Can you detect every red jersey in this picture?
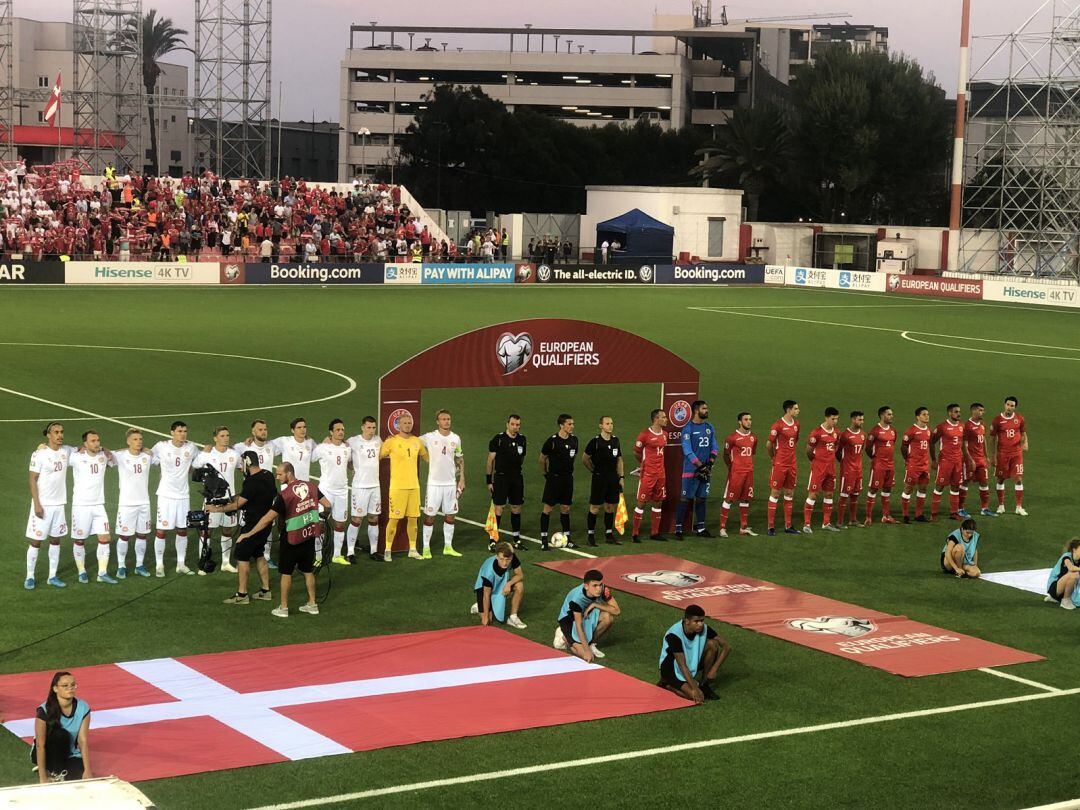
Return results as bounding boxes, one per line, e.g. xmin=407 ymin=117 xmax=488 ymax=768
xmin=991 ymin=412 xmax=1026 ymax=455
xmin=724 ymin=430 xmax=757 ymax=473
xmin=634 ymin=428 xmax=667 ymax=478
xmin=902 ymin=424 xmax=932 ymax=470
xmin=807 ymin=425 xmax=838 ymax=467
xmin=837 ymin=428 xmax=865 ymax=476
xmin=866 ymin=423 xmax=897 ymax=468
xmin=769 ymin=418 xmax=799 ymax=468
xmin=964 ymin=419 xmax=987 ymax=463
xmin=932 ymin=420 xmax=965 ymax=464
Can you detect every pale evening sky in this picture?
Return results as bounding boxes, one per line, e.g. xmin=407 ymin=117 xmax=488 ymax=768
xmin=28 ymin=0 xmax=1044 ymax=120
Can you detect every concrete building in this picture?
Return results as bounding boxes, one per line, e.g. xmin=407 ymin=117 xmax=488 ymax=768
xmin=339 ymin=23 xmax=758 ymax=182
xmin=269 ymin=120 xmax=339 ymax=182
xmin=12 ymin=17 xmax=190 ymax=174
xmin=811 ymin=24 xmax=889 ymax=55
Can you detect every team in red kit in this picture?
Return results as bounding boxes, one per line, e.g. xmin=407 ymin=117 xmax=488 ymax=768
xmin=633 ymin=396 xmax=1028 ymax=536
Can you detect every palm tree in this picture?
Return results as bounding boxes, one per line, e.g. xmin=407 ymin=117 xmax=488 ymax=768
xmin=690 ymin=105 xmax=792 ymax=222
xmin=116 ymin=9 xmax=188 ymax=176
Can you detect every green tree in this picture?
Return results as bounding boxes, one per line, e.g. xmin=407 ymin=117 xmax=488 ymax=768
xmin=116 ymin=9 xmax=189 ymax=176
xmin=690 ymin=105 xmax=792 ymax=221
xmin=790 ymin=47 xmax=952 ymax=224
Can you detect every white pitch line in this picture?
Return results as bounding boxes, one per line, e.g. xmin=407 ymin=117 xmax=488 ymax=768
xmin=0 ymin=341 xmax=357 ymax=422
xmin=453 ymin=515 xmax=598 ymax=559
xmin=1018 ymin=799 xmax=1080 ymax=810
xmin=242 ymin=683 xmax=1080 ymax=810
xmin=900 ymin=331 xmax=1080 ymax=362
xmin=978 ymin=667 xmax=1062 ymax=693
xmin=0 ymin=385 xmax=168 ymax=438
xmin=708 ymin=303 xmax=972 ymax=310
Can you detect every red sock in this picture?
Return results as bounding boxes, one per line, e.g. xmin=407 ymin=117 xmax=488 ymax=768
xmin=739 ymin=504 xmax=749 ymax=528
xmin=1015 ymin=485 xmax=1024 ymax=506
xmin=650 ymin=508 xmax=661 ymax=535
xmin=916 ymin=493 xmax=926 ymax=517
xmin=822 ymin=499 xmax=833 ymax=525
xmin=783 ymin=498 xmax=793 ymax=528
xmin=837 ymin=496 xmax=848 ymax=524
xmin=803 ymin=501 xmax=814 ymax=525
xmin=950 ymin=492 xmax=959 ymax=514
xmin=979 ymin=487 xmax=989 ymax=509
xmin=882 ymin=494 xmax=891 ymax=517
xmin=865 ymin=495 xmax=876 ymax=522
xmin=931 ymin=491 xmax=941 ymax=518
xmin=719 ymin=504 xmax=730 ymax=529
xmin=901 ymin=495 xmax=910 ymax=517
xmin=958 ymin=486 xmax=967 ymax=510
xmin=632 ymin=509 xmax=643 ymax=537
xmin=767 ymin=498 xmax=778 ymax=529
xmin=849 ymin=498 xmax=859 ymax=523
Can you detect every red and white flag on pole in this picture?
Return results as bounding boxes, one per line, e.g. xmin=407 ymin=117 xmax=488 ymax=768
xmin=42 ymin=71 xmax=62 ymax=127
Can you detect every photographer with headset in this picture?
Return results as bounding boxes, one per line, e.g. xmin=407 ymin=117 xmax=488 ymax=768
xmin=205 ymin=451 xmax=277 ymax=605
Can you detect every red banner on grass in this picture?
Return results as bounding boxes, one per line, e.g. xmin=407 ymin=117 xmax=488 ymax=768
xmin=0 ymin=626 xmax=686 ymax=782
xmin=537 ymin=553 xmax=1043 ymax=677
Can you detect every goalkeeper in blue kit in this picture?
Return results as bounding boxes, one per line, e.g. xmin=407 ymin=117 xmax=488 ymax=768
xmin=676 ymin=400 xmax=718 ymax=540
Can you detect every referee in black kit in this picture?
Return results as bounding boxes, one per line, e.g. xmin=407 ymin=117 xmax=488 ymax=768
xmin=487 ymin=414 xmax=527 ymax=551
xmin=539 ymin=414 xmax=579 ymax=550
xmin=584 ymin=416 xmax=624 ymax=546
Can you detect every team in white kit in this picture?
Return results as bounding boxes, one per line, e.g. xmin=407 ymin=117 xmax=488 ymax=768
xmin=23 ymin=412 xmax=467 ymax=589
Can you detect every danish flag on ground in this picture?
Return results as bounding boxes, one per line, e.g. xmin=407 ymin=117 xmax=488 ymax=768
xmin=42 ymin=72 xmax=61 ymax=126
xmin=0 ymin=626 xmax=686 ymax=782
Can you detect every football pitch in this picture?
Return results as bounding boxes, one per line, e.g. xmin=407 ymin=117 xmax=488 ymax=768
xmin=0 ymin=283 xmax=1078 ymax=809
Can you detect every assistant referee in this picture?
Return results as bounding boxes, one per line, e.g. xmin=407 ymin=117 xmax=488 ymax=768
xmin=540 ymin=414 xmax=578 ymax=550
xmin=487 ymin=414 xmax=527 ymax=551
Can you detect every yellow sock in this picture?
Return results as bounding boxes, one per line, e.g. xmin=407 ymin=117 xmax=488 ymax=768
xmin=406 ymin=519 xmax=418 ymax=551
xmin=385 ymin=518 xmax=399 ymax=552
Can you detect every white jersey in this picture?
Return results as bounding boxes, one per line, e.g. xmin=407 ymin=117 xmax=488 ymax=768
xmin=347 ymin=435 xmax=382 ymax=488
xmin=313 ymin=441 xmax=351 ymax=495
xmin=114 ymin=449 xmax=155 ymax=507
xmin=151 ymin=440 xmax=200 ymax=499
xmin=195 ymin=447 xmax=241 ymax=497
xmin=233 ymin=440 xmax=275 ymax=473
xmin=421 ymin=430 xmax=463 ymax=487
xmin=29 ymin=445 xmax=72 ymax=506
xmin=273 ymin=436 xmax=318 ymax=480
xmin=69 ymin=450 xmax=113 ymax=506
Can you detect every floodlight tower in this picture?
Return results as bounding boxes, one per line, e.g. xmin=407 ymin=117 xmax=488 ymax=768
xmin=194 ymin=0 xmax=272 ymax=179
xmin=0 ymin=0 xmax=12 ymax=163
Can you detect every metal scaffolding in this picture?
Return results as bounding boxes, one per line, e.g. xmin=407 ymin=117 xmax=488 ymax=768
xmin=194 ymin=0 xmax=272 ymax=179
xmin=0 ymin=1 xmax=12 ymax=163
xmin=72 ymin=0 xmax=145 ymax=174
xmin=959 ymin=0 xmax=1080 ymax=278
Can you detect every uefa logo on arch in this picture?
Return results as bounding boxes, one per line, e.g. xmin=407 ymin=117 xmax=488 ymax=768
xmin=496 ymin=331 xmax=533 ymax=375
xmin=668 ymin=399 xmax=691 ymax=428
xmin=386 ymin=408 xmax=414 ymax=435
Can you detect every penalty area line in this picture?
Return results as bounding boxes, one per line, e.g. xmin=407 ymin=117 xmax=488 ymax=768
xmin=242 ymin=684 xmax=1080 ymax=809
xmin=978 ymin=667 xmax=1062 ymax=694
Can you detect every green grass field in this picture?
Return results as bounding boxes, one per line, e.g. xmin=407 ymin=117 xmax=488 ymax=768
xmin=0 ymin=283 xmax=1077 ymax=809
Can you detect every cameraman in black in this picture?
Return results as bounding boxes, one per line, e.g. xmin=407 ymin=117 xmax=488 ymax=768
xmin=205 ymin=451 xmax=277 ymax=604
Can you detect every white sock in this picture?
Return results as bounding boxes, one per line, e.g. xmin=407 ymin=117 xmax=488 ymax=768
xmin=117 ymin=538 xmax=129 ymax=568
xmin=443 ymin=522 xmax=455 ymax=548
xmin=175 ymin=534 xmax=188 ymax=568
xmin=263 ymin=543 xmax=271 ymax=561
xmin=48 ymin=544 xmax=60 ymax=578
xmin=333 ymin=530 xmax=344 ymax=558
xmin=135 ymin=538 xmax=147 ymax=567
xmin=155 ymin=536 xmax=166 ymax=567
xmin=367 ymin=524 xmax=379 ymax=554
xmin=220 ymin=536 xmax=232 ymax=562
xmin=96 ymin=541 xmax=111 ymax=574
xmin=73 ymin=543 xmax=86 ymax=574
xmin=422 ymin=524 xmax=433 ymax=551
xmin=346 ymin=523 xmax=359 ymax=555
xmin=25 ymin=545 xmax=39 ymax=580
xmin=314 ymin=535 xmax=323 ymax=555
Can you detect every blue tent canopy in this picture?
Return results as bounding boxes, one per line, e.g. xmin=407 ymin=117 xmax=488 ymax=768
xmin=595 ymin=208 xmax=674 ymax=263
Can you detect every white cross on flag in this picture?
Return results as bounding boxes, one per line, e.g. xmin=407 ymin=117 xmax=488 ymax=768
xmin=42 ymin=71 xmax=62 ymax=127
xmin=0 ymin=626 xmax=685 ymax=781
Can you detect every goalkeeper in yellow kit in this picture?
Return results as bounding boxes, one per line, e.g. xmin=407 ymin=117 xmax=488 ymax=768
xmin=380 ymin=413 xmax=429 ymax=559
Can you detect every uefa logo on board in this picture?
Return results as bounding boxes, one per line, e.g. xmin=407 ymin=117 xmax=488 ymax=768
xmin=888 ymin=274 xmax=902 ymax=291
xmin=668 ymin=399 xmax=691 ymax=428
xmin=786 ymin=616 xmax=877 ymax=638
xmin=496 ymin=331 xmax=533 ymax=375
xmin=386 ymin=408 xmax=413 ymax=435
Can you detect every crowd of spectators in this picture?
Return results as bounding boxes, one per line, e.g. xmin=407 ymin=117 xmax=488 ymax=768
xmin=0 ymin=160 xmax=448 ymax=263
